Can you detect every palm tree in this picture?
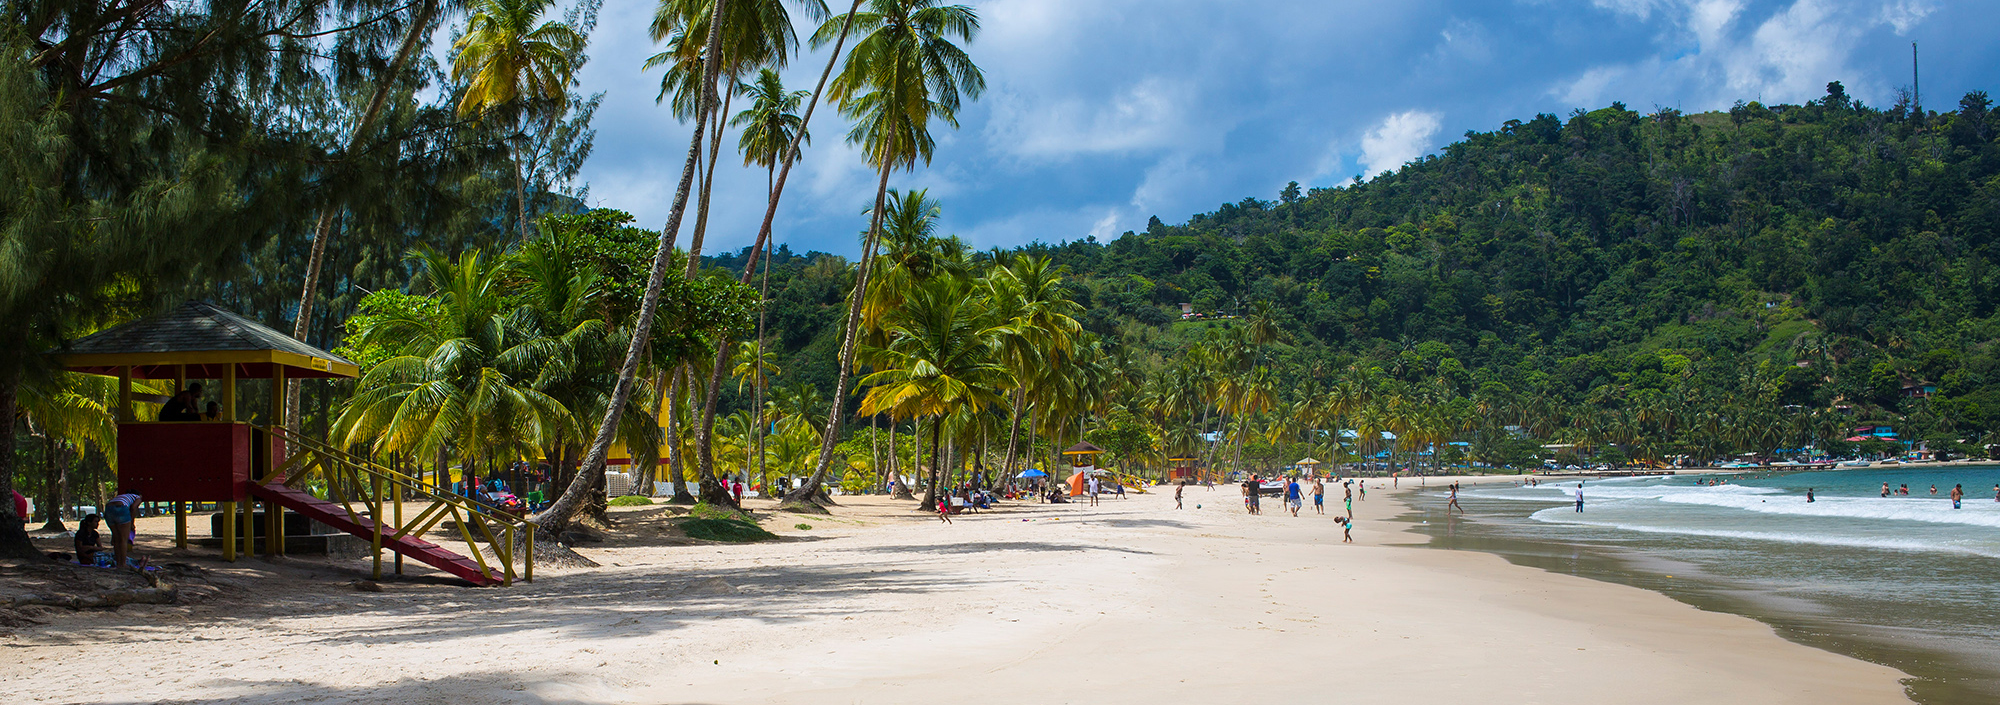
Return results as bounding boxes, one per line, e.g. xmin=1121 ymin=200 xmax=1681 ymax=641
xmin=797 ymin=0 xmax=983 ymax=504
xmin=538 ymin=0 xmax=742 ymax=534
xmin=332 ymin=249 xmax=574 ymax=479
xmin=647 ymin=0 xmax=821 ymax=271
xmin=451 ymin=0 xmax=589 ymax=242
xmin=857 ymin=276 xmax=1008 ymax=508
xmin=16 ymin=373 xmax=119 ymax=530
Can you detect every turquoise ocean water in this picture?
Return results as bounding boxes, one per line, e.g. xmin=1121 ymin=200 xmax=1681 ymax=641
xmin=1408 ymin=466 xmax=2000 ymax=704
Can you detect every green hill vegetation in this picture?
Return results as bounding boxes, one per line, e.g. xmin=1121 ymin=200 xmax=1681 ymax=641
xmin=719 ymin=82 xmax=2000 ymax=472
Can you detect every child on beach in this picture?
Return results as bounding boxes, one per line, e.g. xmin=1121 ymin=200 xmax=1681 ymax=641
xmin=1341 ymin=516 xmax=1353 ymax=543
xmin=73 ymin=514 xmax=103 ymax=566
xmin=936 ymin=497 xmax=952 ymax=523
xmin=1175 ymin=483 xmax=1185 ymax=510
xmin=1447 ymin=483 xmax=1463 ymax=514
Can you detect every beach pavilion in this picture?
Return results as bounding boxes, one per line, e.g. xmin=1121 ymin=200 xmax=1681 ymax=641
xmin=51 ymin=301 xmax=529 ymax=585
xmin=1294 ymin=457 xmax=1322 ymax=477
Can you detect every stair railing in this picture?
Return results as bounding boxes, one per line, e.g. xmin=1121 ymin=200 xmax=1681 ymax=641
xmin=254 ymin=425 xmax=533 ymax=585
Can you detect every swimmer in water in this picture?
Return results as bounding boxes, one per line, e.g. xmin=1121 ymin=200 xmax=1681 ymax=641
xmin=1882 ymin=482 xmax=1891 ymax=497
xmin=1951 ymin=484 xmax=1963 ymax=509
xmin=1806 ymin=488 xmax=1815 ymax=503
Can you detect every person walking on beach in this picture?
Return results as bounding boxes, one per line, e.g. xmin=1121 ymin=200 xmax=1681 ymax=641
xmin=1285 ymin=477 xmax=1303 ymax=517
xmin=1312 ymin=479 xmax=1325 ymax=515
xmin=1241 ymin=476 xmax=1258 ymax=515
xmin=1175 ymin=483 xmax=1185 ymax=510
xmin=1087 ymin=476 xmax=1101 ymax=507
xmin=1447 ymin=482 xmax=1464 ymax=514
xmin=1951 ymin=484 xmax=1963 ymax=509
xmin=1358 ymin=481 xmax=1366 ymax=500
xmin=936 ymin=496 xmax=953 ymax=523
xmin=1341 ymin=516 xmax=1353 ymax=543
xmin=1574 ymin=487 xmax=1585 ymax=513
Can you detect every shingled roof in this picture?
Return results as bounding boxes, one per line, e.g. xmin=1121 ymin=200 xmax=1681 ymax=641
xmin=54 ymin=301 xmax=357 ymax=379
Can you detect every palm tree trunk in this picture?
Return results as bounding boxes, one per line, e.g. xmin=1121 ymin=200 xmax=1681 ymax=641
xmin=750 ymin=170 xmax=773 ymax=498
xmin=534 ymin=0 xmax=734 ymax=542
xmin=683 ymin=90 xmax=733 ymax=275
xmin=288 ymin=0 xmax=442 ymax=430
xmin=514 ymin=143 xmax=531 ymax=242
xmin=1001 ymin=386 xmax=1025 ymax=478
xmin=920 ymin=417 xmax=943 ymax=508
xmin=780 ymin=160 xmax=890 ymax=511
xmin=662 ymin=368 xmax=694 ymax=503
xmin=38 ymin=439 xmax=69 ymax=532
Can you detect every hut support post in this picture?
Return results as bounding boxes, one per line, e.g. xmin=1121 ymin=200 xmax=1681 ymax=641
xmin=268 ymin=366 xmax=286 ymax=557
xmin=221 ymin=501 xmax=235 ymax=561
xmin=117 ymin=367 xmax=133 ymax=422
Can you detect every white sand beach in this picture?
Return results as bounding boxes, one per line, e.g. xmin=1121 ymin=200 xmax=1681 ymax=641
xmin=3 ymin=479 xmax=1910 ymax=704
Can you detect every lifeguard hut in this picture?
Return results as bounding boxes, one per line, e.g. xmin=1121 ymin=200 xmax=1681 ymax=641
xmin=53 ymin=301 xmax=529 ymax=586
xmin=1168 ymin=455 xmax=1200 ymax=483
xmin=1062 ymin=441 xmax=1104 ymax=496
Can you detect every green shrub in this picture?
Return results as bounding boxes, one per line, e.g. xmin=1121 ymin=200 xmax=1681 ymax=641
xmin=794 ymin=523 xmax=812 ymax=530
xmin=682 ymin=518 xmax=778 ymax=542
xmin=690 ymin=502 xmax=754 ymax=523
xmin=609 ymin=495 xmax=653 ymax=506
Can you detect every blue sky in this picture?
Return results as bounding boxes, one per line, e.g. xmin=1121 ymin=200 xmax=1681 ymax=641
xmin=561 ymin=0 xmax=1998 ymax=258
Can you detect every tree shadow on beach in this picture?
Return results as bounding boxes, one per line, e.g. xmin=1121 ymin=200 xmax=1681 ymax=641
xmin=847 ymin=540 xmax=1155 ymax=556
xmin=95 ymin=669 xmax=725 ymax=705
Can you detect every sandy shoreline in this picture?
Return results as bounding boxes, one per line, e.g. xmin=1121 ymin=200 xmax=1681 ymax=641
xmin=2 ymin=479 xmax=1911 ymax=703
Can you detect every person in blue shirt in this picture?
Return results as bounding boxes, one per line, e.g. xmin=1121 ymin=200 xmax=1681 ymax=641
xmin=1284 ymin=478 xmax=1303 ymax=517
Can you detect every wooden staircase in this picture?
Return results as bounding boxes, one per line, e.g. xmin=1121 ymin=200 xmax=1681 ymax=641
xmin=251 ymin=425 xmax=532 ymax=586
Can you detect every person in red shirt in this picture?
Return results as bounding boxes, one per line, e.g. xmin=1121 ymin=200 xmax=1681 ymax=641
xmin=10 ymin=490 xmax=26 ymax=526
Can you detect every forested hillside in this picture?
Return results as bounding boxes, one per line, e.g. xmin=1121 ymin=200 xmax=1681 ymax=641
xmin=722 ymin=82 xmax=2000 ymax=465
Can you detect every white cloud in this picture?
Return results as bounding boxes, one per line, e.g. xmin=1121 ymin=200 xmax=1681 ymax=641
xmin=1591 ymin=0 xmax=1671 ymax=19
xmin=1359 ymin=111 xmax=1442 ymax=177
xmin=984 ymin=76 xmax=1195 ymax=159
xmin=1878 ymin=0 xmax=1935 ymax=35
xmin=1550 ymin=0 xmax=1938 ymax=112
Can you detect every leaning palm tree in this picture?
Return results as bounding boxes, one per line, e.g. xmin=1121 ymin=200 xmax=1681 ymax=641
xmin=536 ymin=0 xmax=741 ymax=536
xmin=792 ymin=0 xmax=983 ymax=508
xmin=452 ymin=0 xmax=589 ymax=241
xmin=647 ymin=0 xmax=822 ymax=270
